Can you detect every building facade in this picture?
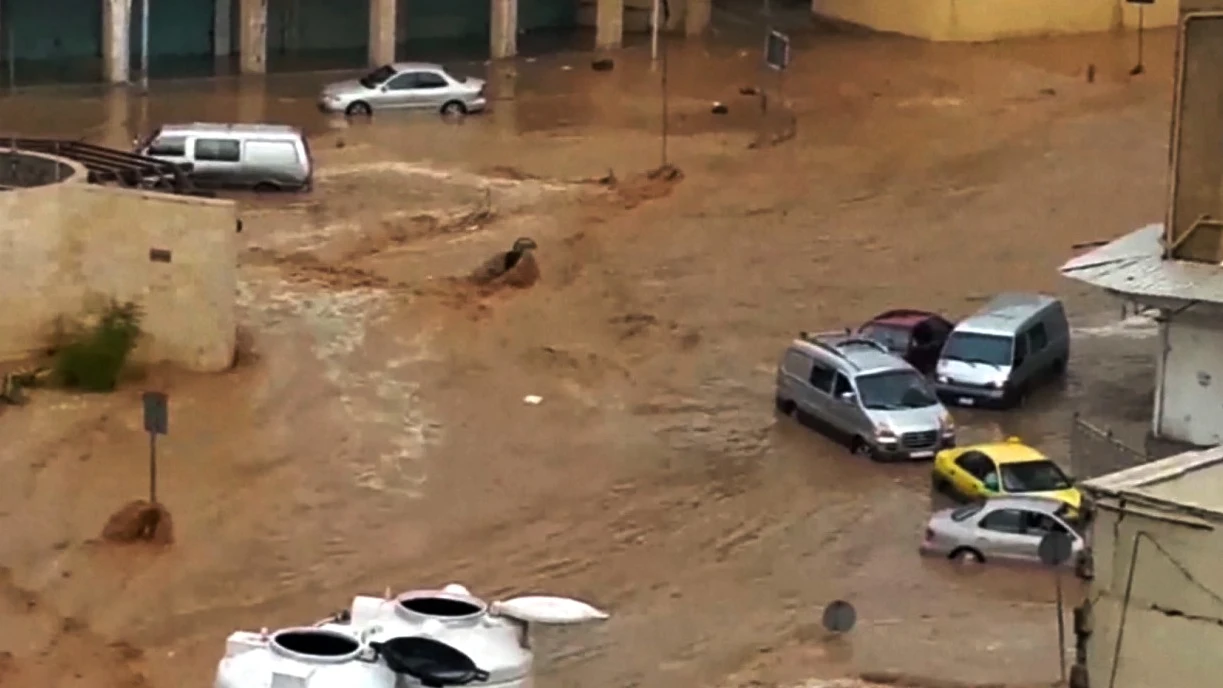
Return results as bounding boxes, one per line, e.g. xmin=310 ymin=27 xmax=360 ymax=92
xmin=1077 ymin=447 xmax=1223 ymax=688
xmin=812 ymin=0 xmax=1178 ymax=41
xmin=0 ymin=0 xmax=711 ymax=85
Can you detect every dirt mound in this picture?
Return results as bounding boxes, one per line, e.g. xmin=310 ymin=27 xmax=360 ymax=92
xmin=101 ymin=500 xmax=174 ymax=545
xmin=467 ymin=238 xmax=541 ymax=291
xmin=612 ymin=164 xmax=684 ymax=209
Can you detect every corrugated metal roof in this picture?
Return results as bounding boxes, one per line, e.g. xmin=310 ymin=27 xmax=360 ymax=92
xmin=1060 ymin=224 xmax=1223 ymax=304
xmin=1082 ymin=445 xmax=1223 ymax=517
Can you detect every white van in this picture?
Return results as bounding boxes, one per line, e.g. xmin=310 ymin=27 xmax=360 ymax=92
xmin=137 ymin=123 xmax=313 ymax=192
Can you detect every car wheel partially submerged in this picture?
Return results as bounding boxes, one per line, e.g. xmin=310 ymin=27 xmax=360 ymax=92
xmin=441 ymin=100 xmax=467 ymax=117
xmin=345 ymin=101 xmax=372 ymax=117
xmin=851 ymin=437 xmax=876 ymax=460
xmin=950 ymin=547 xmax=984 ymax=564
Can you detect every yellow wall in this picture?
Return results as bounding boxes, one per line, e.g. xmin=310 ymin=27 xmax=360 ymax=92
xmin=0 ymin=177 xmax=238 ymax=372
xmin=812 ymin=0 xmax=1178 ymax=41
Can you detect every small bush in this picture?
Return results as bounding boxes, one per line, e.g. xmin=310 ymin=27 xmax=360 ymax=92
xmin=53 ymin=301 xmax=143 ymax=392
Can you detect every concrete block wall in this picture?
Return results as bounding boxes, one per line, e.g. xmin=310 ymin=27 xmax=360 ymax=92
xmin=0 ymin=177 xmax=238 ymax=373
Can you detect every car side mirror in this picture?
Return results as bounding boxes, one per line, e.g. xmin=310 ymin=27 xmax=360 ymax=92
xmin=839 ymin=391 xmax=856 ymax=404
xmin=380 ymin=85 xmax=389 ymax=92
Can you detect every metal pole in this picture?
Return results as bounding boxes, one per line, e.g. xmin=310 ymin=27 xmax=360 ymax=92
xmin=148 ymin=432 xmax=157 ymax=503
xmin=1055 ymin=571 xmax=1067 ymax=683
xmin=650 ymin=0 xmax=660 ymax=63
xmin=139 ymin=0 xmax=150 ymax=92
xmin=661 ymin=30 xmax=668 ymax=166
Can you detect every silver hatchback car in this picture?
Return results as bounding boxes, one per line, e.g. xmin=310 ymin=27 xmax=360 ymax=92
xmin=319 ymin=62 xmax=487 ymax=117
xmin=920 ymin=496 xmax=1085 ymax=569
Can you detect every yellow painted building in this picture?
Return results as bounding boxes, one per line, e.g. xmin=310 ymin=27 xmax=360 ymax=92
xmin=811 ymin=0 xmax=1178 ymax=41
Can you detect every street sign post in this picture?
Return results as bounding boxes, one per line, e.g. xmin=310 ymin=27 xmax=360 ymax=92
xmin=142 ymin=391 xmax=168 ymax=503
xmin=1126 ymin=0 xmax=1152 ymax=75
xmin=1039 ymin=530 xmax=1074 ymax=683
xmin=765 ymin=30 xmax=791 ymax=71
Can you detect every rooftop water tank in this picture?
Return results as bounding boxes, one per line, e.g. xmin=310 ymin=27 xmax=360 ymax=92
xmin=214 ymin=583 xmax=608 ymax=688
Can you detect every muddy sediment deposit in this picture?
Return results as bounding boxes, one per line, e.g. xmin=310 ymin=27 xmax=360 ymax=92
xmin=101 ymin=500 xmax=174 ymax=545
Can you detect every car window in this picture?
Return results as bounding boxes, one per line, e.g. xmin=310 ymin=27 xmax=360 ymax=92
xmin=1000 ymin=460 xmax=1072 ymax=492
xmin=808 ymin=362 xmax=835 ymax=393
xmin=858 ymin=323 xmax=911 ymax=352
xmin=979 ymin=508 xmax=1024 ymax=534
xmin=956 ymin=451 xmax=994 ymax=480
xmin=1023 ymin=511 xmax=1068 ymax=536
xmin=413 ymin=72 xmax=448 ymax=88
xmin=359 ymin=64 xmax=396 ymax=87
xmin=193 ymin=138 xmax=240 ymax=162
xmin=147 ymin=137 xmax=186 ymax=157
xmin=1028 ymin=323 xmax=1049 ymax=352
xmin=385 ymin=72 xmax=417 ymax=90
xmin=855 ymin=370 xmax=938 ymax=410
xmin=1013 ymin=334 xmax=1029 ymax=365
xmin=942 ymin=332 xmax=1013 ymax=366
xmin=950 ymin=503 xmax=983 ymax=522
xmin=833 ymin=373 xmax=853 ymax=397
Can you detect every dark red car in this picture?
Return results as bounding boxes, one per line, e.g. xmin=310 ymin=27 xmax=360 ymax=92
xmin=856 ymin=309 xmax=955 ymax=374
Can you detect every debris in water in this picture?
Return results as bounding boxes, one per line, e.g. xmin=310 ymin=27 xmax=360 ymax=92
xmin=523 ymin=395 xmax=543 ymax=405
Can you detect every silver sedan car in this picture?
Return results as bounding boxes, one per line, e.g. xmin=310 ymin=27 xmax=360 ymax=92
xmin=919 ymin=496 xmax=1086 ymax=570
xmin=319 ymin=62 xmax=487 ymax=117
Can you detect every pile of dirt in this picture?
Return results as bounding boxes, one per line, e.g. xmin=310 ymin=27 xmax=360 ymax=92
xmin=612 ymin=164 xmax=684 ymax=209
xmin=101 ymin=500 xmax=174 ymax=545
xmin=467 ymin=238 xmax=541 ymax=292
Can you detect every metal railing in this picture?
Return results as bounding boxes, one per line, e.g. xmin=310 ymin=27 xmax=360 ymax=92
xmin=1068 ymin=412 xmax=1150 ymax=481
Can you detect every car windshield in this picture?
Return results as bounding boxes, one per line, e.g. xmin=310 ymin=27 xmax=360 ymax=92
xmin=950 ymin=503 xmax=983 ymax=522
xmin=359 ymin=65 xmax=396 ymax=88
xmin=942 ymin=332 xmax=1013 ymax=366
xmin=1001 ymin=460 xmax=1072 ymax=492
xmin=855 ymin=370 xmax=939 ymax=410
xmin=858 ymin=323 xmax=911 ymax=352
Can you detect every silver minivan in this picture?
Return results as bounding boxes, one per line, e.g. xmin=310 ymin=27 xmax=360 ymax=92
xmin=137 ymin=123 xmax=313 ymax=192
xmin=934 ymin=293 xmax=1070 ymax=408
xmin=775 ymin=331 xmax=956 ymax=461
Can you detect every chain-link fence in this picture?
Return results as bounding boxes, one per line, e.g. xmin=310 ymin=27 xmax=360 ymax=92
xmin=1068 ymin=412 xmax=1150 ymax=481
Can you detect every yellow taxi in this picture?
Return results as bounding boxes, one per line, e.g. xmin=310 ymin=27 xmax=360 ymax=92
xmin=931 ymin=437 xmax=1081 ymax=513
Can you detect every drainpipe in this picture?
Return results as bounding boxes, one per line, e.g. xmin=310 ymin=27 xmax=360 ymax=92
xmin=1152 ymin=309 xmax=1170 ymax=439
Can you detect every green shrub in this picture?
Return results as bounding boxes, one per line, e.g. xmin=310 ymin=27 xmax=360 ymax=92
xmin=53 ymin=301 xmax=143 ymax=392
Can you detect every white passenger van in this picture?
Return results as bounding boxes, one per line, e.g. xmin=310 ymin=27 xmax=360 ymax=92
xmin=137 ymin=123 xmax=313 ymax=192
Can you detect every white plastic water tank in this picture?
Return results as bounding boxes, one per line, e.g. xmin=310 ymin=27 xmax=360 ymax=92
xmin=213 ymin=584 xmax=608 ymax=688
xmin=214 ymin=625 xmax=396 ymax=688
xmin=351 ymin=583 xmax=609 ymax=688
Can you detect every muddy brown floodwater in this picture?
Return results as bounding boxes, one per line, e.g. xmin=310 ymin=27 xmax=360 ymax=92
xmin=0 ymin=24 xmax=1178 ymax=688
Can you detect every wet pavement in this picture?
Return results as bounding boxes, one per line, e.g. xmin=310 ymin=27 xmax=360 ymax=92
xmin=0 ymin=22 xmax=1180 ymax=688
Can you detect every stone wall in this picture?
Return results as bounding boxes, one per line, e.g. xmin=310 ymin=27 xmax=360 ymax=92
xmin=0 ymin=166 xmax=238 ymax=372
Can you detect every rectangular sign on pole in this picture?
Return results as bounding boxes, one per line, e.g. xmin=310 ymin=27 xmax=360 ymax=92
xmin=142 ymin=391 xmax=168 ymax=435
xmin=765 ymin=30 xmax=791 ymax=71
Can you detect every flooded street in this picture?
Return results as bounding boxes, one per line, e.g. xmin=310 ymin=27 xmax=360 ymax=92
xmin=0 ymin=23 xmax=1177 ymax=688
